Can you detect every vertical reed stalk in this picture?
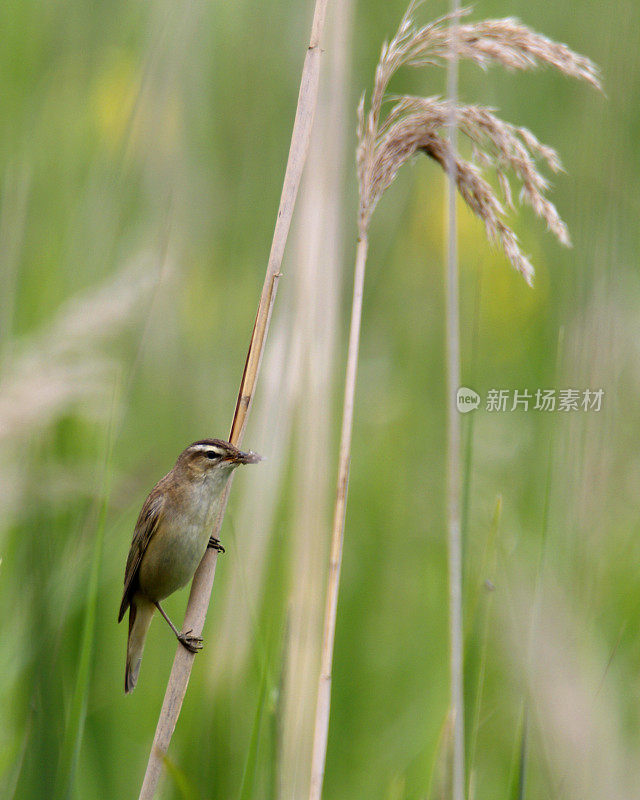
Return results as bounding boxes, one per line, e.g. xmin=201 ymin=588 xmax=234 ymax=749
xmin=445 ymin=4 xmax=465 ymax=800
xmin=309 ymin=233 xmax=368 ymax=800
xmin=280 ymin=0 xmax=352 ymax=791
xmin=138 ymin=1 xmax=329 ymax=796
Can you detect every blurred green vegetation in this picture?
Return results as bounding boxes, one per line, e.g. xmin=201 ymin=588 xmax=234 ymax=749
xmin=1 ymin=1 xmax=639 ymax=799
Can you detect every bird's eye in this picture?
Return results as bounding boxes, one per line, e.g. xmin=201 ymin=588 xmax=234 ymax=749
xmin=205 ymin=451 xmax=217 ymax=460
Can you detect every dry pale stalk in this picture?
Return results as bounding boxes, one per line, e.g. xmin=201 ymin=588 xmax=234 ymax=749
xmin=445 ymin=4 xmax=464 ymax=799
xmin=281 ymin=1 xmax=353 ymax=793
xmin=309 ymin=233 xmax=368 ymax=800
xmin=138 ymin=1 xmax=330 ymax=797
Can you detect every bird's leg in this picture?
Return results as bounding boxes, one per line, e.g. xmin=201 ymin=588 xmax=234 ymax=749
xmin=154 ymin=602 xmax=203 ymax=653
xmin=207 ymin=536 xmax=225 ymax=553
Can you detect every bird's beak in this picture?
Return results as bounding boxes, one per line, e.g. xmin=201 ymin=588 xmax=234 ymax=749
xmin=230 ymin=449 xmax=263 ymax=465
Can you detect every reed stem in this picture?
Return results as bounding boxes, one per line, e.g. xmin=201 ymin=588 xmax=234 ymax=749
xmin=138 ymin=2 xmax=329 ymax=796
xmin=446 ymin=3 xmax=466 ymax=799
xmin=309 ymin=233 xmax=369 ymax=800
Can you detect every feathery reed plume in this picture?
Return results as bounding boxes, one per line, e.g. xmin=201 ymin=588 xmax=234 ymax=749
xmin=311 ymin=3 xmax=600 ymax=799
xmin=356 ymin=3 xmax=601 ymax=285
xmin=138 ymin=1 xmax=330 ymax=797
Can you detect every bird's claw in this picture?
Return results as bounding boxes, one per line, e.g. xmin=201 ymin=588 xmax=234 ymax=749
xmin=178 ymin=629 xmax=203 ymax=653
xmin=208 ymin=536 xmax=225 ymax=553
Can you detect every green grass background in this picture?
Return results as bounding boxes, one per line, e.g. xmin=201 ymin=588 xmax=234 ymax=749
xmin=1 ymin=0 xmax=638 ymax=798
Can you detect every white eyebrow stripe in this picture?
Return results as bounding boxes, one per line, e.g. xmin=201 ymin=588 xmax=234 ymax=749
xmin=192 ymin=444 xmax=225 ymax=456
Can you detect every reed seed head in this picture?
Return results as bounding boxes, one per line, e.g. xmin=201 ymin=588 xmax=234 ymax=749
xmin=357 ymin=1 xmax=602 ymax=285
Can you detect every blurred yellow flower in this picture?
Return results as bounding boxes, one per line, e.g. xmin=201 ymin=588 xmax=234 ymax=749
xmin=92 ymin=50 xmax=138 ymax=149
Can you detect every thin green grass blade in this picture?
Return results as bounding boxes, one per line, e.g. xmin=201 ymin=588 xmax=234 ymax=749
xmin=268 ymin=614 xmax=289 ymax=800
xmin=238 ymin=660 xmax=270 ymax=800
xmin=507 ymin=705 xmax=528 ymax=800
xmin=467 ymin=495 xmax=502 ymax=798
xmin=52 ymin=388 xmax=118 ymax=800
xmin=425 ymin=710 xmax=454 ymax=800
xmin=461 ymin=264 xmax=483 ymax=565
xmin=163 ymin=755 xmax=202 ymax=800
xmin=2 ymin=710 xmax=33 ymax=800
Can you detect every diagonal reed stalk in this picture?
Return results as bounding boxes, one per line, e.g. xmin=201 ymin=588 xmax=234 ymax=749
xmin=138 ymin=1 xmax=330 ymax=797
xmin=309 ymin=3 xmax=600 ymax=798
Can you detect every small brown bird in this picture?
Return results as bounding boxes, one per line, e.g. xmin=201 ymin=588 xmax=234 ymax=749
xmin=118 ymin=438 xmax=261 ymax=693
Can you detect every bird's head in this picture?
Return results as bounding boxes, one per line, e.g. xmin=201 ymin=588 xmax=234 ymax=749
xmin=178 ymin=438 xmax=262 ymax=481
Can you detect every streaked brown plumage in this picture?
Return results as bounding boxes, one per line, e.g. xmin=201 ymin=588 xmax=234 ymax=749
xmin=118 ymin=438 xmax=261 ymax=693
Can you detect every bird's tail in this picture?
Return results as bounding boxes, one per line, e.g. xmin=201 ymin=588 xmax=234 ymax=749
xmin=125 ymin=597 xmax=155 ymax=694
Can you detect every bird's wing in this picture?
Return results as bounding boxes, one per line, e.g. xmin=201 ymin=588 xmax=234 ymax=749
xmin=118 ymin=489 xmax=165 ymax=622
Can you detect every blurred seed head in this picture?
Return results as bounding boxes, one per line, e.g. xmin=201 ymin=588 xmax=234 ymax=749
xmin=0 ymin=257 xmax=162 ymax=530
xmin=500 ymin=577 xmax=639 ymax=800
